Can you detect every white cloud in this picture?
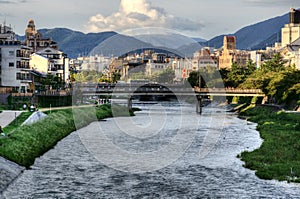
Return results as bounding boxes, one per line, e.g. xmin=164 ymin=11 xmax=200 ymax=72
xmin=85 ymin=0 xmax=203 ymax=34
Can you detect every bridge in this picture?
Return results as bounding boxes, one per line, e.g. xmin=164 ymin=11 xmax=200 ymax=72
xmin=77 ymin=83 xmax=265 ymax=97
xmin=74 ymin=83 xmax=266 ymax=114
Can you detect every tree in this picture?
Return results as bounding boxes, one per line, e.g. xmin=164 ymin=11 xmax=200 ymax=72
xmin=154 ymin=67 xmax=175 ymax=84
xmin=129 ymin=72 xmax=148 ymax=80
xmin=111 ymin=72 xmax=121 ymax=83
xmin=261 ymin=53 xmax=287 ymax=72
xmin=73 ymin=70 xmax=104 ymax=83
xmin=240 ymin=54 xmax=300 ymax=105
xmin=226 ymin=60 xmax=257 ymax=88
xmin=41 ymin=74 xmax=64 ymax=90
xmin=187 ymin=71 xmax=206 ymax=88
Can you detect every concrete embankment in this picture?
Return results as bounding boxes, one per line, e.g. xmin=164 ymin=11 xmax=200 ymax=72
xmin=22 ymin=111 xmax=47 ymax=126
xmin=0 ymin=157 xmax=25 ymax=194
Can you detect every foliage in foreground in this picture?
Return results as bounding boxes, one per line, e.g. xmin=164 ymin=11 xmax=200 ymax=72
xmin=0 ymin=104 xmax=133 ymax=168
xmin=239 ymin=106 xmax=300 ymax=182
xmin=3 ymin=112 xmax=33 ymax=134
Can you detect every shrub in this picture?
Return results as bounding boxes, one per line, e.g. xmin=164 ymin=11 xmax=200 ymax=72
xmin=0 ymin=104 xmax=134 ymax=168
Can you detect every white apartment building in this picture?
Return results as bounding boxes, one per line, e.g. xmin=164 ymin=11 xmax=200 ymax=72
xmin=146 ymin=53 xmax=170 ymax=76
xmin=0 ymin=24 xmax=32 ymax=93
xmin=146 ymin=60 xmax=170 ymax=76
xmin=80 ymin=55 xmax=112 ymax=72
xmin=30 ymin=47 xmax=70 ymax=83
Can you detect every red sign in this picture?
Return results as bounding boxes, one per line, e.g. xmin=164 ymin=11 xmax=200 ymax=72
xmin=182 ymin=68 xmax=187 ymax=78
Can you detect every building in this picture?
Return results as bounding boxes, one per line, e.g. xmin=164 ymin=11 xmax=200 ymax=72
xmin=281 ymin=8 xmax=300 ymax=48
xmin=79 ymin=54 xmax=112 ymax=72
xmin=145 ymin=53 xmax=170 ymax=76
xmin=218 ymin=36 xmax=250 ymax=70
xmin=192 ymin=48 xmax=218 ymax=70
xmin=30 ymin=47 xmax=70 ymax=84
xmin=25 ymin=19 xmax=58 ymax=52
xmin=279 ymin=8 xmax=300 ymax=70
xmin=281 ymin=37 xmax=300 ymax=70
xmin=172 ymin=58 xmax=188 ymax=82
xmin=26 ymin=19 xmax=70 ymax=84
xmin=0 ymin=24 xmax=32 ymax=93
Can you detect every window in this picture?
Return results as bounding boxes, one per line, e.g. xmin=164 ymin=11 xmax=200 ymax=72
xmin=9 ymin=62 xmax=14 ymax=67
xmin=16 ymin=73 xmax=21 ymax=80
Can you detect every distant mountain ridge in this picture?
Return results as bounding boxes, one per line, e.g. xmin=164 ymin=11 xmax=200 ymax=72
xmin=38 ymin=29 xmax=117 ymax=58
xmin=201 ymin=12 xmax=289 ymax=50
xmin=16 ymin=11 xmax=291 ymax=57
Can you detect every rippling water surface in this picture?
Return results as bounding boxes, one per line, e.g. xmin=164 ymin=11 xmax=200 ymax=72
xmin=2 ymin=102 xmax=300 ymax=198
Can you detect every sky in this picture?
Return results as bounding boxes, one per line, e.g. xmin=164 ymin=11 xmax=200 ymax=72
xmin=0 ymin=0 xmax=300 ymax=40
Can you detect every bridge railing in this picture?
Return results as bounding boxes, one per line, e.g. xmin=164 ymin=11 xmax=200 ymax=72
xmin=193 ymin=87 xmax=264 ymax=94
xmin=77 ymin=83 xmax=264 ymax=95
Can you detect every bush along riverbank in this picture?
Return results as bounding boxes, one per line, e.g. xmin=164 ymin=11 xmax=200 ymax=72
xmin=239 ymin=105 xmax=300 ymax=182
xmin=0 ymin=104 xmax=135 ymax=168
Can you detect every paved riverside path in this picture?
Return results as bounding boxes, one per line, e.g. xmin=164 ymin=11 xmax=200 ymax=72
xmin=0 ymin=110 xmax=22 ymax=128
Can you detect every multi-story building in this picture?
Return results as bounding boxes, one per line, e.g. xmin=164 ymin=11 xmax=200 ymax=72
xmin=282 ymin=37 xmax=300 ymax=70
xmin=280 ymin=8 xmax=300 ymax=70
xmin=146 ymin=53 xmax=170 ymax=76
xmin=30 ymin=47 xmax=70 ymax=84
xmin=0 ymin=24 xmax=32 ymax=93
xmin=218 ymin=36 xmax=250 ymax=70
xmin=172 ymin=57 xmax=192 ymax=82
xmin=26 ymin=20 xmax=70 ymax=84
xmin=281 ymin=8 xmax=300 ymax=48
xmin=79 ymin=55 xmax=112 ymax=72
xmin=192 ymin=48 xmax=218 ymax=70
xmin=25 ymin=19 xmax=58 ymax=52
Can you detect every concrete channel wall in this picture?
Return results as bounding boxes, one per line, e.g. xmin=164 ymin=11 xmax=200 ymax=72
xmin=0 ymin=157 xmax=25 ymax=193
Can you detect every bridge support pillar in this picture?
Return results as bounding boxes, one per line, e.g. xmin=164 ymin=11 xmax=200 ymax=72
xmin=127 ymin=96 xmax=133 ymax=112
xmin=196 ymin=96 xmax=202 ymax=114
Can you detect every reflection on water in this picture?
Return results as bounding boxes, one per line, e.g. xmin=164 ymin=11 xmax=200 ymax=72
xmin=2 ymin=102 xmax=300 ymax=198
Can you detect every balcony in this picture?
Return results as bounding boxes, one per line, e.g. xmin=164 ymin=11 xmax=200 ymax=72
xmin=16 ymin=63 xmax=30 ymax=69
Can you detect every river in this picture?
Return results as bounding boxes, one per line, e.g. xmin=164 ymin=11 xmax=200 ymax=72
xmin=2 ymin=102 xmax=300 ymax=198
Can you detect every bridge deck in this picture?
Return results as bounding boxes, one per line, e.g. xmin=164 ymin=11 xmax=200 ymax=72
xmin=79 ymin=85 xmax=265 ymax=97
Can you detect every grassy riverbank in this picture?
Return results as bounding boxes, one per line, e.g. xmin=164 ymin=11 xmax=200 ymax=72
xmin=0 ymin=104 xmax=134 ymax=168
xmin=239 ymin=105 xmax=300 ymax=182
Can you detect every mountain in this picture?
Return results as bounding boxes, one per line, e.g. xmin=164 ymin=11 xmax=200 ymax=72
xmin=202 ymin=12 xmax=289 ymax=50
xmin=38 ymin=28 xmax=117 ymax=58
xmin=18 ymin=28 xmax=205 ymax=58
xmin=16 ymin=10 xmax=291 ymax=57
xmin=192 ymin=38 xmax=207 ymax=43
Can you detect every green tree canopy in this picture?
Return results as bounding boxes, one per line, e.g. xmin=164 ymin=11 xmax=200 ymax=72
xmin=153 ymin=67 xmax=175 ymax=84
xmin=261 ymin=53 xmax=287 ymax=72
xmin=226 ymin=60 xmax=256 ymax=88
xmin=240 ymin=54 xmax=300 ymax=105
xmin=73 ymin=70 xmax=104 ymax=83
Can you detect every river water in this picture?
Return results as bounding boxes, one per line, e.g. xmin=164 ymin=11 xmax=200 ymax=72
xmin=2 ymin=102 xmax=300 ymax=198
